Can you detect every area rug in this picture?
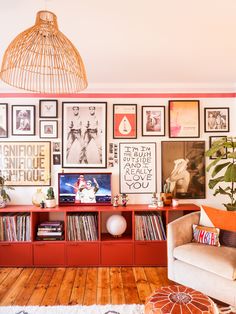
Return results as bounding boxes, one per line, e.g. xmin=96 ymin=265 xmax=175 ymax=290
xmin=0 ymin=304 xmax=235 ymax=314
xmin=0 ymin=304 xmax=144 ymax=314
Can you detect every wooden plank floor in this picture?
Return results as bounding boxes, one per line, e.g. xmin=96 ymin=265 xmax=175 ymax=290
xmin=0 ymin=267 xmax=173 ymax=306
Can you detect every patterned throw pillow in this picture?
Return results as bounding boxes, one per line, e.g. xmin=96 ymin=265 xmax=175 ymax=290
xmin=199 ymin=205 xmax=236 ymax=248
xmin=193 ymin=224 xmax=220 ymax=246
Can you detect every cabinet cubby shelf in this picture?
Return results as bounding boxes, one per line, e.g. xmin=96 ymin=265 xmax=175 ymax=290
xmin=0 ymin=203 xmax=200 ymax=267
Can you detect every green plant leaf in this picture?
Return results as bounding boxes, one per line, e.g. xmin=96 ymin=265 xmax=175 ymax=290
xmin=214 ymin=186 xmax=232 ymax=196
xmin=227 ymin=152 xmax=236 ymax=159
xmin=208 ymin=176 xmax=225 ymax=189
xmin=224 ymin=164 xmax=236 ymax=182
xmin=211 ymin=162 xmax=231 ymax=178
xmin=206 ymin=157 xmax=221 ymax=172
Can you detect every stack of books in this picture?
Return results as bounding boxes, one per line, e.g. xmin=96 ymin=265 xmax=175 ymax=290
xmin=0 ymin=213 xmax=30 ymax=242
xmin=67 ymin=213 xmax=98 ymax=241
xmin=36 ymin=221 xmax=64 ymax=241
xmin=135 ymin=212 xmax=166 ymax=241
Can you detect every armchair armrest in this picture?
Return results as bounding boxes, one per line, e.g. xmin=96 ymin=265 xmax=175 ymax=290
xmin=167 ymin=211 xmax=200 ymax=280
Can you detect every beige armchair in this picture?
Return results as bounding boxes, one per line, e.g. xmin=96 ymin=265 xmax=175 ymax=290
xmin=167 ymin=211 xmax=236 ymax=306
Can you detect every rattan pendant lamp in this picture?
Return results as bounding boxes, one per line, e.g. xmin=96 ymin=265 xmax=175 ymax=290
xmin=0 ymin=10 xmax=88 ymax=93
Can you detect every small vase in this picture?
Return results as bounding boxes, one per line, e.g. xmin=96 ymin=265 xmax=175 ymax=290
xmin=45 ymin=199 xmax=56 ymax=208
xmin=32 ymin=188 xmax=46 ymax=207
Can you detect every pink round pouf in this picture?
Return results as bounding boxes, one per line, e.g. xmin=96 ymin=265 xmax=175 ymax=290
xmin=145 ymin=285 xmax=218 ymax=314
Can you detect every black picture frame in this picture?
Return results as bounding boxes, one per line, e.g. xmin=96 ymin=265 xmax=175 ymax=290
xmin=39 ymin=99 xmax=58 ymax=118
xmin=39 ymin=120 xmax=58 ymax=138
xmin=0 ymin=103 xmax=8 ymax=138
xmin=161 ymin=141 xmax=205 ymax=199
xmin=168 ymin=100 xmax=200 ymax=138
xmin=204 ymin=107 xmax=230 ymax=132
xmin=209 ymin=136 xmax=227 ymax=159
xmin=12 ymin=105 xmax=36 ymax=136
xmin=142 ymin=105 xmax=165 ymax=136
xmin=119 ymin=142 xmax=157 ymax=194
xmin=113 ymin=104 xmax=137 ymax=139
xmin=62 ymin=102 xmax=107 ymax=168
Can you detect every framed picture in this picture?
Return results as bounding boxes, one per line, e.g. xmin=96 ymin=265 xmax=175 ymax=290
xmin=142 ymin=106 xmax=165 ymax=136
xmin=39 ymin=99 xmax=58 ymax=118
xmin=12 ymin=105 xmax=35 ymax=136
xmin=52 ymin=142 xmax=61 ymax=153
xmin=40 ymin=120 xmax=58 ymax=138
xmin=62 ymin=102 xmax=107 ymax=168
xmin=113 ymin=104 xmax=137 ymax=139
xmin=0 ymin=103 xmax=8 ymax=138
xmin=53 ymin=154 xmax=61 ymax=165
xmin=0 ymin=141 xmax=51 ymax=186
xmin=169 ymin=100 xmax=200 ymax=138
xmin=119 ymin=142 xmax=156 ymax=194
xmin=204 ymin=107 xmax=229 ymax=132
xmin=161 ymin=141 xmax=205 ymax=199
xmin=209 ymin=136 xmax=227 ymax=159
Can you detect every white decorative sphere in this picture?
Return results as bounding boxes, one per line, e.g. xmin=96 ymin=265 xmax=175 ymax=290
xmin=106 ymin=214 xmax=127 ymax=236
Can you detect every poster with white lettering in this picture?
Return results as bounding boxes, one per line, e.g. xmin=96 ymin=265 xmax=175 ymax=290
xmin=119 ymin=142 xmax=156 ymax=194
xmin=0 ymin=142 xmax=51 ymax=186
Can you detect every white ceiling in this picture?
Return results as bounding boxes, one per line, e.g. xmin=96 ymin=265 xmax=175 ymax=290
xmin=1 ymin=0 xmax=236 ymax=92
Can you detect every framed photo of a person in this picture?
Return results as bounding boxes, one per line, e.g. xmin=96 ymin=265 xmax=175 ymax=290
xmin=142 ymin=106 xmax=165 ymax=136
xmin=53 ymin=154 xmax=61 ymax=165
xmin=209 ymin=136 xmax=227 ymax=159
xmin=161 ymin=141 xmax=205 ymax=199
xmin=12 ymin=105 xmax=35 ymax=136
xmin=0 ymin=103 xmax=8 ymax=138
xmin=119 ymin=142 xmax=156 ymax=194
xmin=62 ymin=102 xmax=107 ymax=168
xmin=113 ymin=104 xmax=137 ymax=139
xmin=39 ymin=99 xmax=58 ymax=118
xmin=40 ymin=120 xmax=58 ymax=138
xmin=169 ymin=100 xmax=200 ymax=138
xmin=204 ymin=107 xmax=229 ymax=132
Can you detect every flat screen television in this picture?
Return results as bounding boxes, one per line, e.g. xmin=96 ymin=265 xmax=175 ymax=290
xmin=58 ymin=173 xmax=112 ymax=205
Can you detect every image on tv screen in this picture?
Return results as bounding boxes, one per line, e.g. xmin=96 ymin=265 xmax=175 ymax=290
xmin=59 ymin=173 xmax=112 ymax=205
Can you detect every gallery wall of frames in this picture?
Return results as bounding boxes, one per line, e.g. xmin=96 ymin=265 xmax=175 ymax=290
xmin=0 ymin=96 xmax=235 ymax=208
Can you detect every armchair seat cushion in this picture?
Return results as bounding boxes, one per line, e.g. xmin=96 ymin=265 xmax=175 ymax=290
xmin=173 ymin=243 xmax=236 ymax=280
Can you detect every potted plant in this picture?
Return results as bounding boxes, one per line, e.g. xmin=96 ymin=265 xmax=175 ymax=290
xmin=0 ymin=175 xmax=14 ymax=208
xmin=205 ymin=136 xmax=236 ymax=211
xmin=45 ymin=187 xmax=56 ymax=208
xmin=161 ymin=182 xmax=173 ymax=206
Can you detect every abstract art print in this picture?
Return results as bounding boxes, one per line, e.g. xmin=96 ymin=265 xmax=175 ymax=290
xmin=169 ymin=100 xmax=200 ymax=138
xmin=161 ymin=141 xmax=205 ymax=199
xmin=62 ymin=102 xmax=107 ymax=168
xmin=113 ymin=104 xmax=137 ymax=139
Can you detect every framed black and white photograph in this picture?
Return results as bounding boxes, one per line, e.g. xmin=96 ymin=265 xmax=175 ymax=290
xmin=39 ymin=99 xmax=58 ymax=118
xmin=204 ymin=107 xmax=229 ymax=132
xmin=52 ymin=141 xmax=61 ymax=153
xmin=12 ymin=105 xmax=35 ymax=136
xmin=142 ymin=106 xmax=165 ymax=136
xmin=209 ymin=136 xmax=227 ymax=159
xmin=62 ymin=102 xmax=107 ymax=168
xmin=161 ymin=141 xmax=205 ymax=199
xmin=0 ymin=103 xmax=8 ymax=138
xmin=40 ymin=120 xmax=58 ymax=138
xmin=119 ymin=142 xmax=156 ymax=194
